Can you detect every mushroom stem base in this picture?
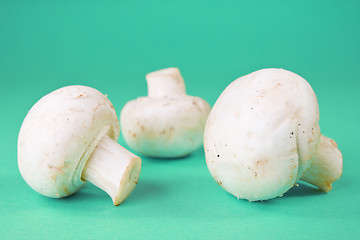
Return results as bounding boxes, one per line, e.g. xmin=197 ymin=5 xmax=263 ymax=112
xmin=300 ymin=135 xmax=343 ymax=192
xmin=82 ymin=135 xmax=141 ymax=205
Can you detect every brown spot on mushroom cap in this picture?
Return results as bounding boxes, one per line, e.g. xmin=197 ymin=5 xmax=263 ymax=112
xmin=315 ymin=142 xmax=319 ymax=150
xmin=50 ymin=174 xmax=57 ymax=182
xmin=330 ymin=139 xmax=338 ymax=148
xmin=255 ymin=158 xmax=268 ymax=166
xmin=73 ymin=93 xmax=86 ymax=99
xmin=290 ymin=164 xmax=297 ymax=170
xmin=69 ymin=107 xmax=83 ymax=112
xmin=48 ymin=165 xmax=66 ymax=174
xmin=192 ymin=100 xmax=203 ymax=112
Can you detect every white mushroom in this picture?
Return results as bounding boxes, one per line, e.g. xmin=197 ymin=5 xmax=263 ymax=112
xmin=18 ymin=85 xmax=141 ymax=206
xmin=204 ymin=68 xmax=342 ymax=201
xmin=121 ymin=67 xmax=211 ymax=158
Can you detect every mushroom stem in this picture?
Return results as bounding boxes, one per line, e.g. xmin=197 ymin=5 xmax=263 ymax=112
xmin=300 ymin=135 xmax=343 ymax=192
xmin=82 ymin=135 xmax=141 ymax=206
xmin=146 ymin=67 xmax=186 ymax=98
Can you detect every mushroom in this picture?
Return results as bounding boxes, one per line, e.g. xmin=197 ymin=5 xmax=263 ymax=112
xmin=18 ymin=85 xmax=141 ymax=206
xmin=204 ymin=68 xmax=342 ymax=201
xmin=121 ymin=67 xmax=211 ymax=158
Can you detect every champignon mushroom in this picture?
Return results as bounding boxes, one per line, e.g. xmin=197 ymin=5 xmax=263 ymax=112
xmin=121 ymin=67 xmax=211 ymax=158
xmin=18 ymin=85 xmax=141 ymax=206
xmin=204 ymin=68 xmax=342 ymax=201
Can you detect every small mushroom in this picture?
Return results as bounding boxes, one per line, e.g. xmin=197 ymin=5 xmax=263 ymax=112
xmin=204 ymin=68 xmax=342 ymax=201
xmin=18 ymin=85 xmax=141 ymax=206
xmin=121 ymin=67 xmax=211 ymax=158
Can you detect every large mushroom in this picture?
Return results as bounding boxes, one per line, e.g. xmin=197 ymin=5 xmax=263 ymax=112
xmin=18 ymin=85 xmax=141 ymax=206
xmin=121 ymin=67 xmax=211 ymax=158
xmin=204 ymin=68 xmax=342 ymax=201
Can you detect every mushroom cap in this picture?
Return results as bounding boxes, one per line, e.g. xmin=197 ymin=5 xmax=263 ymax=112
xmin=18 ymin=85 xmax=119 ymax=198
xmin=121 ymin=96 xmax=211 ymax=158
xmin=204 ymin=68 xmax=321 ymax=200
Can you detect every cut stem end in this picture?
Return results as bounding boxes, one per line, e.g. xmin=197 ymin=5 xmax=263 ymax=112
xmin=301 ymin=135 xmax=343 ymax=192
xmin=82 ymin=135 xmax=141 ymax=206
xmin=146 ymin=67 xmax=186 ymax=98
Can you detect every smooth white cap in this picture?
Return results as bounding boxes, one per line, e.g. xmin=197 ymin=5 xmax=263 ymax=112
xmin=121 ymin=68 xmax=211 ymax=158
xmin=204 ymin=68 xmax=321 ymax=200
xmin=18 ymin=85 xmax=119 ymax=198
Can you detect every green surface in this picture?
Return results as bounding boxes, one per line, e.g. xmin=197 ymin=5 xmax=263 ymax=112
xmin=1 ymin=0 xmax=359 ymax=239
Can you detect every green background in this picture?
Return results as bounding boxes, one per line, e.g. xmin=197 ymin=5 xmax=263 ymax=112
xmin=1 ymin=0 xmax=359 ymax=239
